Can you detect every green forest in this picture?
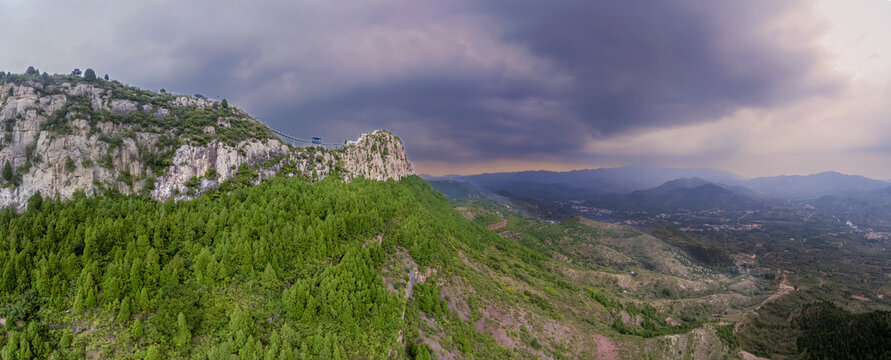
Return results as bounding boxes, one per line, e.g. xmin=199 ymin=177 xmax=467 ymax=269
xmin=0 ymin=175 xmax=500 ymax=359
xmin=795 ymin=302 xmax=891 ymax=360
xmin=1 ymin=158 xmax=886 ymax=359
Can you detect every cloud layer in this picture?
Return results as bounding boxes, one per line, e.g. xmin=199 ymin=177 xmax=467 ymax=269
xmin=1 ymin=0 xmax=886 ymax=177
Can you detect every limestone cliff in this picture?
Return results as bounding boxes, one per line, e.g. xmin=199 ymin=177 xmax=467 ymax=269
xmin=0 ymin=72 xmax=412 ymax=210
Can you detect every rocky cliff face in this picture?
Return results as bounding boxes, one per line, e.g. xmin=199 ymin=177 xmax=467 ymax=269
xmin=0 ymin=74 xmax=412 ymax=210
xmin=340 ymin=131 xmax=414 ymax=181
xmin=149 ymin=129 xmax=413 ymax=202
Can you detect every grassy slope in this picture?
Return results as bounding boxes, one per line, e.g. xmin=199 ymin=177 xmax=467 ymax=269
xmin=445 ymin=199 xmax=755 ymax=359
xmin=454 ymin=196 xmax=891 ymax=360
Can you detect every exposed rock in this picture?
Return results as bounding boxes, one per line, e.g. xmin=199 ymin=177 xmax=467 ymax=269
xmin=340 ymin=130 xmax=413 ymax=181
xmin=109 ymin=99 xmax=138 ymax=114
xmin=0 ymin=79 xmax=413 ymax=210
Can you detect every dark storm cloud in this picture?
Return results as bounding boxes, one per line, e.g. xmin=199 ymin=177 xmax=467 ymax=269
xmin=263 ymin=73 xmax=583 ymax=161
xmin=0 ymin=0 xmax=840 ymax=167
xmin=473 ymin=0 xmax=839 ymax=135
xmin=248 ymin=0 xmax=840 ymax=164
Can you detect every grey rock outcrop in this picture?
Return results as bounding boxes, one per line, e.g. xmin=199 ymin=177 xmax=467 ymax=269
xmin=0 ymin=78 xmax=413 ymax=210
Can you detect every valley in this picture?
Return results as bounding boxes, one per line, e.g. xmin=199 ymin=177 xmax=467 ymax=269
xmin=431 ymin=172 xmax=891 ymax=359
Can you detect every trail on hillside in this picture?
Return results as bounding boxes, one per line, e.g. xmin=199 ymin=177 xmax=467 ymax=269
xmin=740 ymin=350 xmax=770 ymax=360
xmin=757 ymin=274 xmax=794 ymax=310
xmin=488 ymin=219 xmax=508 ymax=230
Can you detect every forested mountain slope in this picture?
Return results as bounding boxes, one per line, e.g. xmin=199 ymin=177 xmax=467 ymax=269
xmin=0 ymin=174 xmax=751 ymax=359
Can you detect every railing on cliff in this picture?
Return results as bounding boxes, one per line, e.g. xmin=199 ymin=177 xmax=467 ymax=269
xmin=263 ymin=125 xmax=345 ymax=149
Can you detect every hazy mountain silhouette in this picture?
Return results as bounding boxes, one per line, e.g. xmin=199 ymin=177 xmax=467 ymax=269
xmin=591 ymin=178 xmax=761 ymax=211
xmin=745 ymin=171 xmax=889 ymax=199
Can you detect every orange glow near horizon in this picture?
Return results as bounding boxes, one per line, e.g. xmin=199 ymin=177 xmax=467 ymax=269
xmin=413 ymin=160 xmax=621 ymax=177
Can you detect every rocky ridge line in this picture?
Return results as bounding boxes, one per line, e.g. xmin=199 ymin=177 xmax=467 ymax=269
xmin=0 ymin=76 xmax=412 ymax=210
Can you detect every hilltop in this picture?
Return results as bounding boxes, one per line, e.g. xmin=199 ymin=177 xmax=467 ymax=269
xmin=0 ymin=71 xmax=412 ymax=210
xmin=593 ymin=178 xmax=762 ymax=211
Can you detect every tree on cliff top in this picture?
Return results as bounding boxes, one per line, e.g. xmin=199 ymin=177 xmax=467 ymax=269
xmin=84 ymin=68 xmax=97 ymax=81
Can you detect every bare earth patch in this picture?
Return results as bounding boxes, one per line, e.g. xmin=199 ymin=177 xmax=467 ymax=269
xmin=665 ymin=316 xmax=681 ymax=326
xmin=474 ymin=304 xmax=519 ymax=350
xmin=419 ymin=313 xmax=461 ymax=360
xmin=488 ymin=219 xmax=508 ymax=230
xmin=439 ymin=276 xmax=474 ymax=321
xmin=740 ymin=350 xmax=770 ymax=360
xmin=757 ymin=275 xmax=794 ymax=310
xmin=455 ymin=207 xmax=475 ymax=220
xmin=729 ymin=278 xmax=755 ymax=292
xmin=593 ymin=335 xmax=619 ymax=360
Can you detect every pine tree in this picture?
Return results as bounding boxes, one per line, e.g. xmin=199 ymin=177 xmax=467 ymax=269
xmin=72 ymin=288 xmax=85 ymax=314
xmin=117 ymin=297 xmax=131 ymax=322
xmin=130 ymin=318 xmax=145 ymax=339
xmin=2 ymin=161 xmax=13 ymax=183
xmin=145 ymin=345 xmax=162 ymax=360
xmin=102 ymin=265 xmax=123 ymax=303
xmin=83 ymin=68 xmax=97 ymax=81
xmin=137 ymin=287 xmax=150 ymax=311
xmin=0 ymin=332 xmax=17 ymax=359
xmin=129 ymin=258 xmax=143 ymax=296
xmin=27 ymin=191 xmax=43 ymax=212
xmin=261 ymin=263 xmax=278 ymax=293
xmin=83 ymin=230 xmax=97 ymax=261
xmin=174 ymin=312 xmax=191 ymax=348
xmin=1 ymin=260 xmax=16 ymax=292
xmin=85 ymin=287 xmax=98 ymax=309
xmin=228 ymin=307 xmax=256 ymax=338
xmin=144 ymin=248 xmax=160 ymax=290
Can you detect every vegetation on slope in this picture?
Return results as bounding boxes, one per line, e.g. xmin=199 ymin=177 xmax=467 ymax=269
xmin=794 ymin=301 xmax=891 ymax=360
xmin=0 ymin=176 xmax=464 ymax=359
xmin=0 ymin=173 xmax=748 ymax=359
xmin=1 ymin=70 xmax=274 ymax=147
xmin=449 ymin=196 xmax=891 ymax=359
xmin=649 ymin=226 xmax=736 ymax=273
xmin=0 ymin=70 xmax=277 ymax=192
xmin=449 ymin=199 xmax=748 ymax=357
xmin=738 ymin=290 xmax=891 ymax=360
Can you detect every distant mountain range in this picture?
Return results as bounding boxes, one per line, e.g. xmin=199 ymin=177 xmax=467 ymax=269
xmin=591 ymin=178 xmax=762 ymax=211
xmin=428 ymin=180 xmax=505 ymax=201
xmin=425 ymin=167 xmax=891 ymax=212
xmin=426 ymin=166 xmax=743 ymax=197
xmin=744 ymin=171 xmax=889 ymax=199
xmin=811 ymin=186 xmax=891 ymax=230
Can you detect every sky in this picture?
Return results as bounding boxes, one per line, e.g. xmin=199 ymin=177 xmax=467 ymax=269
xmin=1 ymin=0 xmax=890 ymax=178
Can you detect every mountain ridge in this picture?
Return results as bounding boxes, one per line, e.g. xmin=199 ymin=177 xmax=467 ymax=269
xmin=434 ymin=167 xmax=889 ymax=201
xmin=593 ymin=178 xmax=761 ymax=211
xmin=0 ymin=72 xmax=412 ymax=210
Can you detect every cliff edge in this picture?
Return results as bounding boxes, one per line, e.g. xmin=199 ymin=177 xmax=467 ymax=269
xmin=0 ymin=72 xmax=412 ymax=210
